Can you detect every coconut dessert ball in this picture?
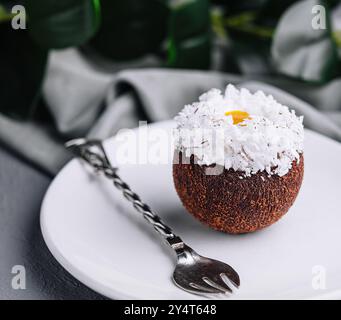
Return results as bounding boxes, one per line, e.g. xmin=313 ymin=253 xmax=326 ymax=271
xmin=173 ymin=85 xmax=304 ymax=234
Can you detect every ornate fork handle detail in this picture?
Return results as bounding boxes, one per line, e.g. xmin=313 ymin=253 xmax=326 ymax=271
xmin=66 ymin=137 xmax=240 ymax=296
xmin=65 ymin=138 xmax=185 ymax=253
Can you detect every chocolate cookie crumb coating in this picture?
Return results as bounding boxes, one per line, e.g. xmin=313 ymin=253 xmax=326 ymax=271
xmin=173 ymin=152 xmax=304 ymax=234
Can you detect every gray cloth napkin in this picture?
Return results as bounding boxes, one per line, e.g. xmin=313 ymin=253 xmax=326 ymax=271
xmin=0 ymin=48 xmax=341 ymax=176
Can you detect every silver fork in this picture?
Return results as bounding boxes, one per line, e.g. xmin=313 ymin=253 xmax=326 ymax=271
xmin=65 ymin=138 xmax=240 ymax=296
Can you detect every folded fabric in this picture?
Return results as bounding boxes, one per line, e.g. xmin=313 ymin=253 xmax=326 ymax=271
xmin=0 ymin=48 xmax=340 ymax=176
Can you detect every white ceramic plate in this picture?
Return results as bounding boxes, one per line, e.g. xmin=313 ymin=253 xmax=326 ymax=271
xmin=41 ymin=120 xmax=341 ymax=300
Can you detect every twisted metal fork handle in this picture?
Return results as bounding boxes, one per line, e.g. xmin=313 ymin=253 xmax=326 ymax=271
xmin=65 ymin=138 xmax=186 ymax=255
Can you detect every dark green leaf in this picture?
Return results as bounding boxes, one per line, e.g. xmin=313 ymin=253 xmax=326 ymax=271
xmin=25 ymin=0 xmax=100 ymax=49
xmin=0 ymin=21 xmax=47 ymax=118
xmin=256 ymin=0 xmax=297 ymax=27
xmin=0 ymin=2 xmax=13 ymax=23
xmin=167 ymin=0 xmax=211 ymax=69
xmin=89 ymin=0 xmax=169 ymax=60
xmin=168 ymin=31 xmax=210 ymax=69
xmin=211 ymin=0 xmax=266 ymax=16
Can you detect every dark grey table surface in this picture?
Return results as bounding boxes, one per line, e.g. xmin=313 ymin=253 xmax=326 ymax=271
xmin=0 ymin=146 xmax=105 ymax=299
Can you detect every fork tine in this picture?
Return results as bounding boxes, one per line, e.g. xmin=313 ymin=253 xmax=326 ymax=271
xmin=220 ymin=274 xmax=238 ymax=293
xmin=202 ymin=276 xmax=232 ymax=294
xmin=189 ymin=282 xmax=226 ymax=294
xmin=221 ymin=272 xmax=240 ymax=288
xmin=173 ymin=279 xmax=222 ymax=295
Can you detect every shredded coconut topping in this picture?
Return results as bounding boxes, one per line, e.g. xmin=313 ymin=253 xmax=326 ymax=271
xmin=173 ymin=84 xmax=304 ymax=176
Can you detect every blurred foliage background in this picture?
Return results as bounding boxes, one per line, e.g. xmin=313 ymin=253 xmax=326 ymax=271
xmin=0 ymin=0 xmax=340 ymax=119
